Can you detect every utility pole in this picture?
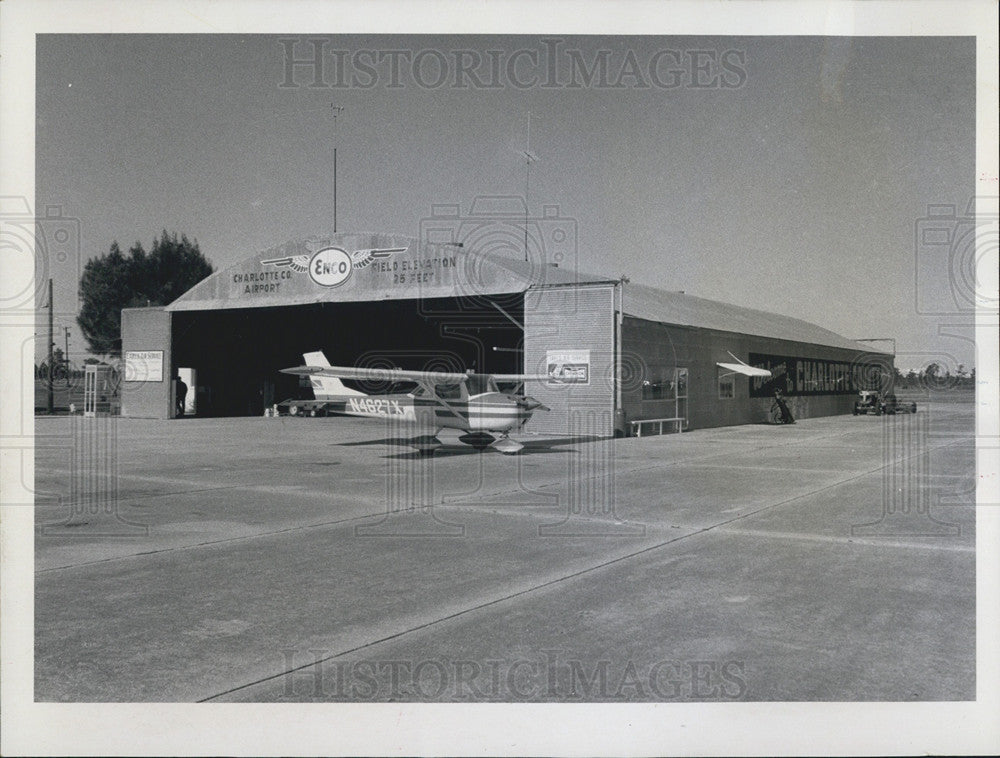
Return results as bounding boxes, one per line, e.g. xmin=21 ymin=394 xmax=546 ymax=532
xmin=47 ymin=278 xmax=53 ymax=414
xmin=64 ymin=326 xmax=70 ymax=374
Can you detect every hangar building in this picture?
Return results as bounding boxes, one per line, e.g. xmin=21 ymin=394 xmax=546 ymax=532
xmin=121 ymin=232 xmax=890 ymax=436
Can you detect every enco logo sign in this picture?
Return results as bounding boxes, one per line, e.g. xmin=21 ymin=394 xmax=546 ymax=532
xmin=262 ymin=246 xmax=406 ymax=287
xmin=309 ymin=247 xmax=353 ymax=287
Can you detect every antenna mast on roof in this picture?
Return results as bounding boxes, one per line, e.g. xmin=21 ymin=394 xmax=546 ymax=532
xmin=330 ymin=104 xmax=344 ymax=233
xmin=522 ymin=112 xmax=538 ymax=262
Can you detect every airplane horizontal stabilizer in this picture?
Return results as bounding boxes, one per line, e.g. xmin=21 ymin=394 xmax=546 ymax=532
xmin=492 ymin=374 xmax=554 ymax=382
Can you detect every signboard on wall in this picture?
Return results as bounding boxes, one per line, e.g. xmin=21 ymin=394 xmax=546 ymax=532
xmin=748 ymin=352 xmax=884 ymax=397
xmin=124 ymin=350 xmax=164 ymax=383
xmin=546 ymin=349 xmax=590 ymax=385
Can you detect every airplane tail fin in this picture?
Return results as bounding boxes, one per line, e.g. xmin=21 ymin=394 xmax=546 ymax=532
xmin=303 ymin=351 xmax=332 ymax=367
xmin=302 ymin=352 xmax=367 ymax=399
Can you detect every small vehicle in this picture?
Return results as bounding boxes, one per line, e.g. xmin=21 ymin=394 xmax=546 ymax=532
xmin=853 ymin=390 xmax=882 ymax=415
xmin=880 ymin=393 xmax=917 ymax=415
xmin=853 ymin=390 xmax=916 ymax=416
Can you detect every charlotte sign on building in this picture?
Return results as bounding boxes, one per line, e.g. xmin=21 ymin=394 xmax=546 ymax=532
xmin=748 ymin=352 xmax=879 ymax=397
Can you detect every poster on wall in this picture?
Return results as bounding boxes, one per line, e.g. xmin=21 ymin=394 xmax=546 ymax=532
xmin=546 ymin=349 xmax=590 ymax=385
xmin=124 ymin=350 xmax=164 ymax=383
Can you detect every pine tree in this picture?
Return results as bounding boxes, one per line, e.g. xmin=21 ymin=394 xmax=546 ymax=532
xmin=77 ymin=234 xmax=213 ymax=355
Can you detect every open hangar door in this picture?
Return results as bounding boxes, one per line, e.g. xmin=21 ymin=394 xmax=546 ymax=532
xmin=171 ymin=295 xmax=524 ymax=417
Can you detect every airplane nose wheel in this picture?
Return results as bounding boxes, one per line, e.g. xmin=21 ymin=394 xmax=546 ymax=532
xmin=491 ymin=434 xmax=524 ymax=455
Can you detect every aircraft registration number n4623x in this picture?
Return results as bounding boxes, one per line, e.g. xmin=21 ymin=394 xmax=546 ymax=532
xmin=282 ymin=351 xmax=551 ymax=454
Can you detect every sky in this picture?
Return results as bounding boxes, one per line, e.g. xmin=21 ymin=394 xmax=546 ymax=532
xmin=35 ymin=34 xmax=978 ymax=370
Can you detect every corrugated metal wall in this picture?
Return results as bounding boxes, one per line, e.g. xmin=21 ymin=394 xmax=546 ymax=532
xmin=523 ymin=284 xmax=616 ymax=436
xmin=120 ymin=307 xmax=172 ymax=419
xmin=622 ymin=315 xmax=890 ymax=430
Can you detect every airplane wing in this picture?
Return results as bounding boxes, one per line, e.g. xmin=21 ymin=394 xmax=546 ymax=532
xmin=281 ymin=364 xmax=469 ymax=385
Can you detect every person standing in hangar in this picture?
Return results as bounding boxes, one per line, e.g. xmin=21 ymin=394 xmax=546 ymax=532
xmin=175 ymin=373 xmax=188 ymax=418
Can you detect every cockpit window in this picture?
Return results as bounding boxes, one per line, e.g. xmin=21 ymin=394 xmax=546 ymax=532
xmin=435 ymin=382 xmax=464 ymax=400
xmin=466 ymin=375 xmax=499 ymax=395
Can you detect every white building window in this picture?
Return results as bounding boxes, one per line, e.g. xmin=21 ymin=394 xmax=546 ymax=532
xmin=642 ymin=366 xmax=689 ymax=428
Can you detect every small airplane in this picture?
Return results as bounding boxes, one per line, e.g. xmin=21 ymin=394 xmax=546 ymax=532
xmin=281 ymin=351 xmax=550 ymax=454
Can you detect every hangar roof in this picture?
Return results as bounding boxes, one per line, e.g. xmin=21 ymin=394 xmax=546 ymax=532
xmin=487 ymin=258 xmax=870 ymax=351
xmin=168 ymin=233 xmax=870 ymax=352
xmin=620 ymin=283 xmax=869 ymax=352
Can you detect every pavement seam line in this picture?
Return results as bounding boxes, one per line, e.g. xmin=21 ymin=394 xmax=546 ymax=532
xmin=36 ymin=510 xmax=391 ymax=572
xmin=195 ymin=447 xmax=962 ymax=702
xmin=38 ymin=433 xmax=973 ymax=573
xmin=713 ymin=527 xmax=974 ymax=552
